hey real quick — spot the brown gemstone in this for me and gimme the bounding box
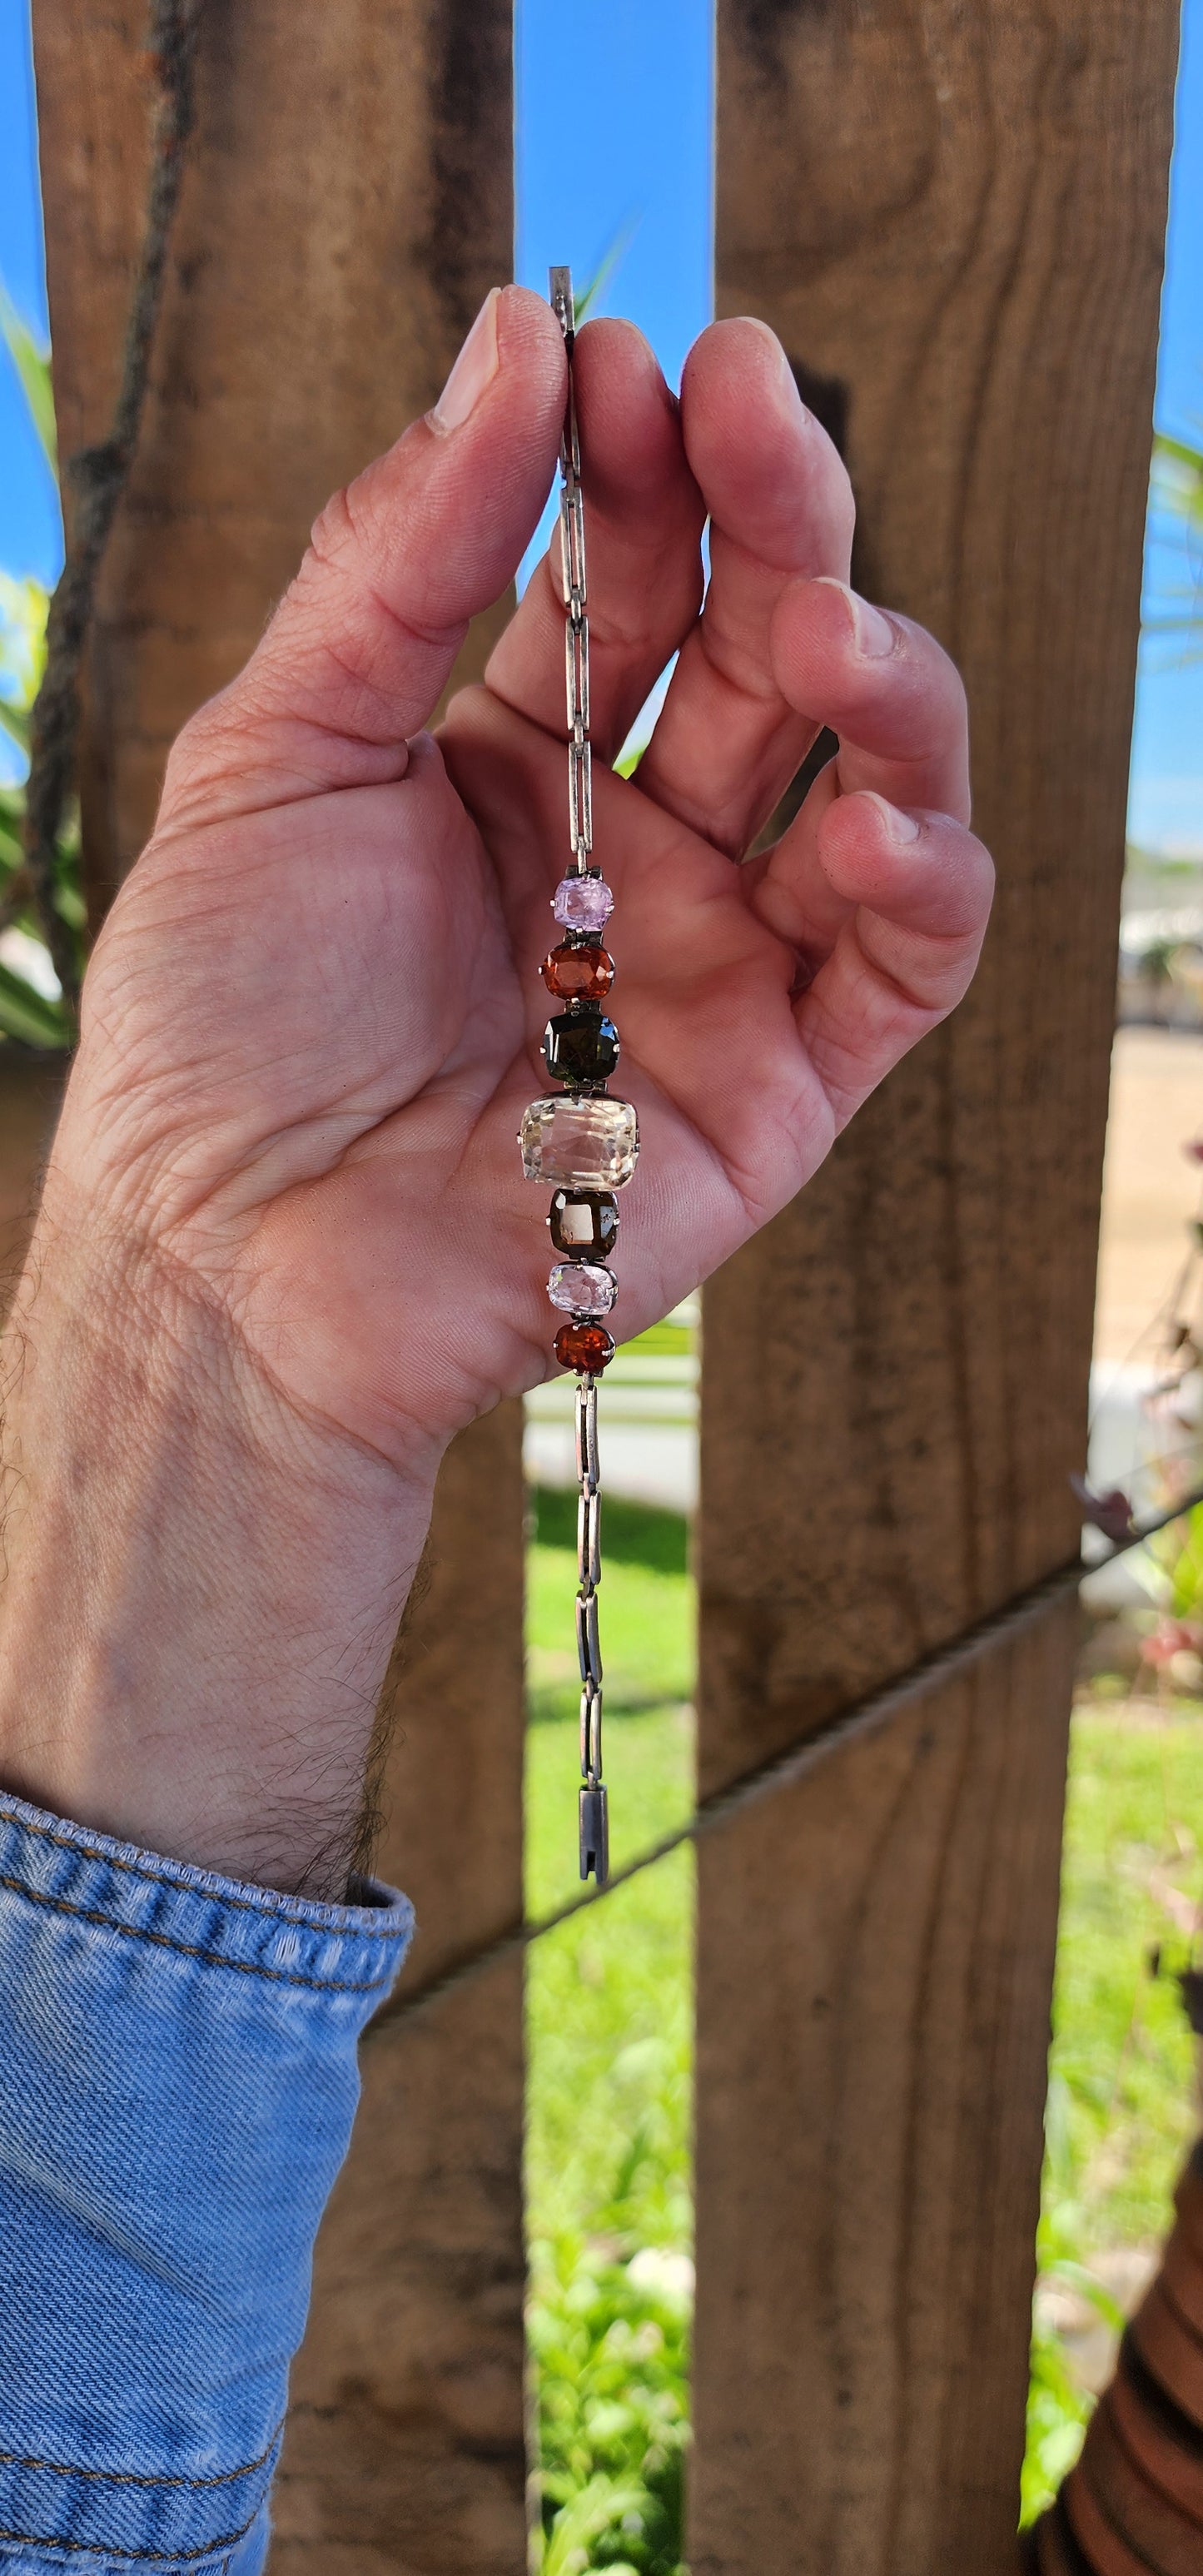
[549,1188,619,1259]
[554,1320,615,1375]
[541,942,614,1002]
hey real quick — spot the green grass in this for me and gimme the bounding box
[1048,1703,1201,2248]
[527,1485,693,1733]
[524,1483,1203,2556]
[1022,1698,1203,2522]
[525,1488,694,2572]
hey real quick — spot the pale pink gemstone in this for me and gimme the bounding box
[548,1261,618,1316]
[553,874,614,932]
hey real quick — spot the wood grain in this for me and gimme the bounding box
[694,2,1179,2567]
[32,8,527,2568]
[271,1408,528,2576]
[32,0,515,911]
[0,1059,64,1287]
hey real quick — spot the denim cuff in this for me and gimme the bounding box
[0,1792,413,2574]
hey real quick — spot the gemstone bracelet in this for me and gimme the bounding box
[518,268,639,1886]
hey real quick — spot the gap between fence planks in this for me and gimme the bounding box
[31,6,526,2570]
[693,5,1181,2571]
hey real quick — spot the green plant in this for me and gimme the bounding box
[1146,428,1203,658]
[1152,1499,1203,1624]
[1152,430,1203,533]
[526,1494,694,2569]
[0,283,81,1045]
[530,2224,690,2575]
[1022,2076,1127,2524]
[0,285,57,479]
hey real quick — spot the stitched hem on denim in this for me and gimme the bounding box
[0,2436,278,2561]
[0,2474,271,2567]
[0,2520,251,2570]
[0,1794,413,1992]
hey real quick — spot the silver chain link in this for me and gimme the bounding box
[549,266,593,878]
[550,266,609,1886]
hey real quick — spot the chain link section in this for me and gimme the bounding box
[576,1380,609,1882]
[549,266,593,876]
[552,266,609,1884]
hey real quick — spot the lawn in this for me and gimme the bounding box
[526,1484,695,2574]
[524,1481,1203,2564]
[1024,1693,1203,2519]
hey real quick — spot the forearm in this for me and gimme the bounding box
[0,1183,436,1898]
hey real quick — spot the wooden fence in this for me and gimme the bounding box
[21,2,1181,2568]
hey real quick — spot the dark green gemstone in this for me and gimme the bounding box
[543,1008,620,1087]
[549,1189,619,1259]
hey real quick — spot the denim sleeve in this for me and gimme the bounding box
[0,1791,414,2576]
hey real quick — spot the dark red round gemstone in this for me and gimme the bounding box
[541,942,615,1002]
[554,1320,615,1375]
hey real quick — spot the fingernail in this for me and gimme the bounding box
[849,593,895,658]
[812,577,896,658]
[431,289,501,435]
[867,793,920,843]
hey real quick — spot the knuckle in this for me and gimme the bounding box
[307,480,358,572]
[159,694,226,809]
[905,619,967,724]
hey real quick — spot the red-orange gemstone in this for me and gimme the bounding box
[554,1320,615,1375]
[541,942,614,1002]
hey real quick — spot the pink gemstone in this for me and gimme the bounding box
[553,875,614,932]
[548,1261,617,1316]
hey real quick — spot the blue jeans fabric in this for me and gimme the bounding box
[0,1792,413,2574]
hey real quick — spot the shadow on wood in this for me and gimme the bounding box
[694,2,1179,2568]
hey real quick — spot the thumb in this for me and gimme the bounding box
[158,285,566,828]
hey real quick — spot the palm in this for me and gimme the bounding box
[70,292,987,1479]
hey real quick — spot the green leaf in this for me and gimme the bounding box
[0,957,70,1049]
[538,2474,649,2576]
[0,283,57,475]
[0,697,29,755]
[1153,430,1203,483]
[53,878,87,932]
[574,220,639,326]
[1042,2258,1126,2336]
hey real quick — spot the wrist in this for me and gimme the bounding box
[0,1198,438,1897]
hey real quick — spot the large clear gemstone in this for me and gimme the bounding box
[519,1095,639,1188]
[548,1261,618,1316]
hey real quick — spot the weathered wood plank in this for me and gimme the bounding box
[32,0,515,908]
[32,8,526,2568]
[271,1408,528,2576]
[694,3,1179,2567]
[0,1059,64,1285]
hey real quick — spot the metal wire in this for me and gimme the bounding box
[365,1480,1203,2040]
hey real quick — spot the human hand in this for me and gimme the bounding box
[0,287,991,1891]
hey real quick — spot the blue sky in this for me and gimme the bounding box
[0,2,57,587]
[1,0,1201,852]
[1131,0,1203,856]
